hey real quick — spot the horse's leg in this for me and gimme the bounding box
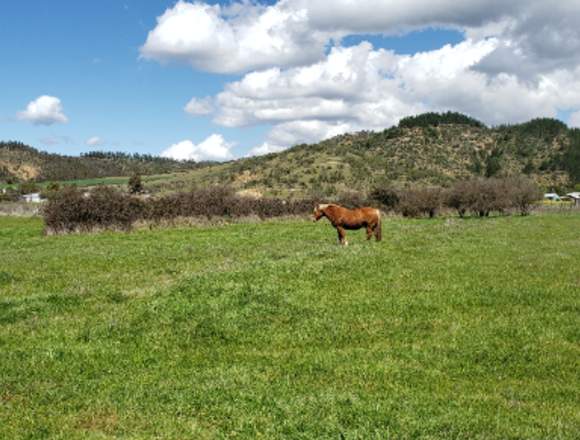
[366,225,373,240]
[337,226,347,245]
[374,213,382,242]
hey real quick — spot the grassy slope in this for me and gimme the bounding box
[1,214,579,439]
[146,125,572,197]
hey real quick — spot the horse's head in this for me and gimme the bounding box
[313,204,329,221]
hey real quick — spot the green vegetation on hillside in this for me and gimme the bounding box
[398,111,486,129]
[2,114,580,195]
[0,141,202,183]
[1,214,579,438]
[147,115,577,197]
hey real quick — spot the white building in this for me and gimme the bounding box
[566,192,580,206]
[21,193,43,203]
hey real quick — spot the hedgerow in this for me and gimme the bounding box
[43,186,319,234]
[370,176,541,218]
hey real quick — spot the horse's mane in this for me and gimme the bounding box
[317,203,339,210]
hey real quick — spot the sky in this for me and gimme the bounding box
[1,0,580,161]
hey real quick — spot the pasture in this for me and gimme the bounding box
[0,214,579,439]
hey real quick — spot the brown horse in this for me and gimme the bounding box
[313,203,382,245]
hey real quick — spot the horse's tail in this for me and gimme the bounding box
[375,209,382,241]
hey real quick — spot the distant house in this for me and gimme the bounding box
[566,192,580,206]
[544,193,561,202]
[21,192,43,203]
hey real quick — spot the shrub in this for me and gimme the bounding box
[43,186,145,233]
[0,188,19,202]
[503,176,542,215]
[397,186,443,218]
[44,185,319,233]
[128,173,144,194]
[336,190,369,209]
[18,182,40,195]
[445,182,471,218]
[41,182,61,200]
[445,176,541,217]
[369,187,400,211]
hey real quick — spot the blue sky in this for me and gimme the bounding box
[0,1,464,157]
[1,1,236,155]
[1,1,578,159]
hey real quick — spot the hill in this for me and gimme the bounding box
[3,113,579,194]
[150,114,578,196]
[0,142,203,183]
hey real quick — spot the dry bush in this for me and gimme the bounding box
[445,181,471,218]
[445,176,541,217]
[503,176,542,215]
[335,190,370,209]
[397,186,443,218]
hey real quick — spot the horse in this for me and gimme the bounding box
[313,203,382,245]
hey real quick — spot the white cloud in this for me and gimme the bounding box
[86,136,103,147]
[207,38,580,148]
[569,111,580,128]
[160,134,234,162]
[140,0,330,74]
[301,0,531,34]
[143,1,580,150]
[213,43,414,128]
[248,121,356,156]
[18,95,68,126]
[267,120,356,146]
[140,0,557,75]
[473,2,580,77]
[184,97,214,115]
[248,142,287,157]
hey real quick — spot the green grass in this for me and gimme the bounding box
[1,214,579,439]
[0,173,177,190]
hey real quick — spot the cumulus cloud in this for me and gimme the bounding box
[140,0,564,75]
[184,97,214,115]
[213,42,415,128]
[213,38,580,150]
[86,136,103,147]
[301,0,530,34]
[160,134,234,161]
[143,1,580,151]
[18,95,68,125]
[267,120,356,146]
[248,121,356,156]
[474,2,580,78]
[140,0,330,73]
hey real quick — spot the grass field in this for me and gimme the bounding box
[1,214,579,439]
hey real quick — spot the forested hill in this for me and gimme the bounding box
[2,113,579,193]
[0,143,202,182]
[175,113,579,195]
